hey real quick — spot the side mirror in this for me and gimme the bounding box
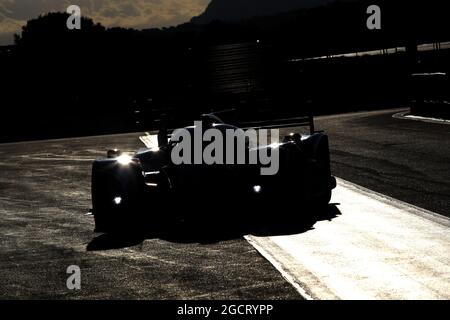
[283,133,301,144]
[107,149,122,158]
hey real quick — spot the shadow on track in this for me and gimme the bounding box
[86,204,341,251]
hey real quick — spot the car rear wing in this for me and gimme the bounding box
[155,109,316,147]
[201,108,316,135]
[238,115,315,134]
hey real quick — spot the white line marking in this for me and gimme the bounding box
[393,111,450,125]
[339,178,450,227]
[246,178,450,300]
[139,133,159,149]
[245,236,315,300]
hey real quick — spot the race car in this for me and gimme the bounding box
[91,113,336,233]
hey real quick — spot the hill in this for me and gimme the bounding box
[191,0,333,24]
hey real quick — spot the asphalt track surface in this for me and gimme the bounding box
[0,134,299,299]
[0,108,449,299]
[303,108,450,217]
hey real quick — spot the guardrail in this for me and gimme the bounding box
[290,41,450,62]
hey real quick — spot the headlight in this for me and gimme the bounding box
[117,154,133,165]
[253,185,262,193]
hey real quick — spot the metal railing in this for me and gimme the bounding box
[290,41,450,62]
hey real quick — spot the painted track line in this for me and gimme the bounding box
[139,132,159,149]
[393,111,450,125]
[246,178,450,300]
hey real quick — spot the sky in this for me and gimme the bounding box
[0,0,211,45]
